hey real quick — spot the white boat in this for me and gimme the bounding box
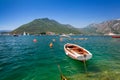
[60,34,70,38]
[23,31,29,36]
[64,43,92,61]
[23,32,26,35]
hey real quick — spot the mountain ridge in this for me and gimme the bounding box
[82,19,120,35]
[11,18,81,34]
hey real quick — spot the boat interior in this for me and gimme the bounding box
[66,44,88,55]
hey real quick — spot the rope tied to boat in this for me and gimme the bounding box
[83,54,88,74]
[83,54,87,58]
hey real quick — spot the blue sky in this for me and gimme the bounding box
[1,0,120,30]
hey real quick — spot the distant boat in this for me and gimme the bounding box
[23,32,26,35]
[106,32,120,38]
[23,31,29,36]
[13,34,19,37]
[64,43,92,61]
[112,35,120,38]
[60,34,70,38]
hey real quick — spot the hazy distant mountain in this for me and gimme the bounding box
[0,30,11,32]
[11,18,81,34]
[0,30,11,34]
[82,19,120,34]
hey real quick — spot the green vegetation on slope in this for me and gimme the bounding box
[11,18,81,34]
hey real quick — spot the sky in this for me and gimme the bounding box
[1,0,120,30]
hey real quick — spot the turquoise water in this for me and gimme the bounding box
[0,35,120,80]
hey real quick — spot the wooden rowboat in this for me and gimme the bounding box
[64,43,92,61]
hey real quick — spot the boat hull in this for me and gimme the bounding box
[64,43,92,61]
[112,36,120,38]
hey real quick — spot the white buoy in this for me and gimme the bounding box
[52,39,56,42]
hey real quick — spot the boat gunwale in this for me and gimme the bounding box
[64,43,92,61]
[64,43,92,55]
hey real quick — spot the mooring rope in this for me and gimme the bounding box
[83,55,87,73]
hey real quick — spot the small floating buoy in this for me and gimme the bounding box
[52,39,56,42]
[49,42,53,48]
[60,38,63,42]
[33,39,37,42]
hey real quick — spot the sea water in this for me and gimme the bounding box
[0,35,120,80]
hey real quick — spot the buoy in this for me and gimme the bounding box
[33,39,37,42]
[60,38,63,42]
[52,39,56,42]
[49,42,53,48]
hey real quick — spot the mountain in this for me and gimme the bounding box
[11,18,81,34]
[82,19,120,35]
